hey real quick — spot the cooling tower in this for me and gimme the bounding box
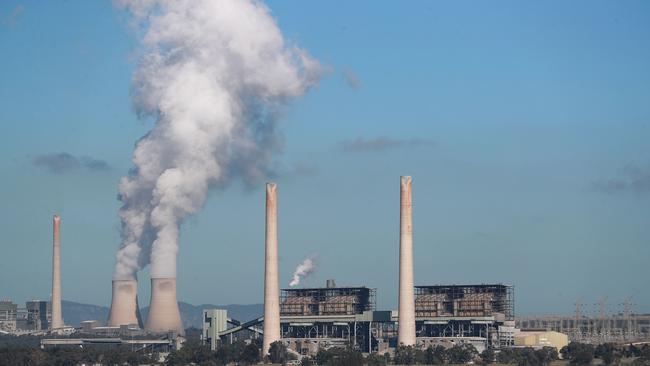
[145,278,184,336]
[398,176,416,345]
[51,215,63,329]
[262,182,281,355]
[107,280,143,328]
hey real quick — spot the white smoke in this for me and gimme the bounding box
[112,0,322,280]
[289,257,316,287]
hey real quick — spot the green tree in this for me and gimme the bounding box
[535,347,558,366]
[166,341,217,366]
[497,348,517,364]
[632,345,650,366]
[333,347,364,366]
[316,348,333,365]
[394,345,417,365]
[516,347,540,366]
[595,343,619,366]
[480,347,495,365]
[447,344,478,364]
[424,345,447,365]
[241,343,261,365]
[0,347,46,366]
[215,341,248,364]
[561,342,594,366]
[301,355,315,366]
[366,352,389,366]
[314,346,363,366]
[571,349,594,366]
[46,347,84,366]
[269,340,289,364]
[27,348,49,366]
[627,345,642,358]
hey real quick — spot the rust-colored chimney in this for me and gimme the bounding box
[51,215,64,329]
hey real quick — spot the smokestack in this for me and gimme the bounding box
[263,183,281,355]
[398,176,416,346]
[145,278,184,336]
[107,280,143,328]
[51,215,63,329]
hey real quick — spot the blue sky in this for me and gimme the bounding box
[0,0,649,316]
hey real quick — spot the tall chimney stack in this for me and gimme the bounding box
[398,176,416,346]
[262,183,281,355]
[107,280,143,328]
[51,215,64,330]
[145,278,184,336]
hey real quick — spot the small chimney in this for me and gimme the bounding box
[398,176,416,345]
[51,215,64,329]
[262,183,281,355]
[326,279,337,288]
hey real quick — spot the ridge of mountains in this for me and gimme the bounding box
[62,300,263,329]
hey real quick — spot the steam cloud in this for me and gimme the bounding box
[289,256,317,287]
[113,0,322,279]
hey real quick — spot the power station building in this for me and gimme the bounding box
[0,300,52,332]
[0,301,18,332]
[414,284,515,351]
[26,300,52,331]
[203,281,515,355]
[279,282,385,354]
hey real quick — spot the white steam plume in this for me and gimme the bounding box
[113,0,322,280]
[289,256,316,287]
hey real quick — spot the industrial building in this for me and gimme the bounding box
[0,300,52,332]
[202,309,264,350]
[26,300,51,331]
[414,284,515,351]
[202,281,387,354]
[0,301,18,332]
[415,284,514,319]
[202,281,516,355]
[514,330,569,350]
[278,282,387,354]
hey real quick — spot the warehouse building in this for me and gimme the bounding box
[514,330,569,351]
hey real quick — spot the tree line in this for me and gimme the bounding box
[559,342,650,366]
[0,345,157,366]
[2,339,650,366]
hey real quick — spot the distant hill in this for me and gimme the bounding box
[62,300,109,326]
[62,300,263,329]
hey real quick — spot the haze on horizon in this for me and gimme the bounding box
[0,0,648,317]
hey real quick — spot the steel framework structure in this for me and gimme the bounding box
[280,287,376,316]
[414,284,514,320]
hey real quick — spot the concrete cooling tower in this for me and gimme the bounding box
[107,280,143,328]
[145,278,184,336]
